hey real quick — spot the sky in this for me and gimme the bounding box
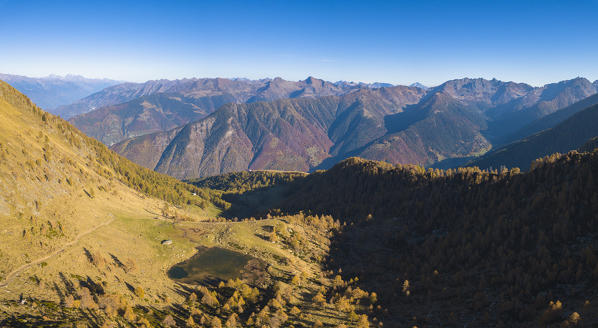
[0,0,597,86]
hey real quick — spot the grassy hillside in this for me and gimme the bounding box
[5,77,598,327]
[0,80,213,310]
[0,81,375,327]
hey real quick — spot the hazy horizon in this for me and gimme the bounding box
[2,71,597,89]
[1,0,597,86]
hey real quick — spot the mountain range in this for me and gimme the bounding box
[4,74,598,179]
[66,76,389,144]
[0,73,120,110]
[109,77,598,179]
[111,86,426,178]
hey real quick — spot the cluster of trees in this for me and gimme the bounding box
[188,170,306,193]
[161,213,375,327]
[275,154,598,326]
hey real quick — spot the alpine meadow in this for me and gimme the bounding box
[1,1,598,327]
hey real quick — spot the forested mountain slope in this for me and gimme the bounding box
[355,92,491,164]
[69,93,227,145]
[4,77,598,326]
[482,77,598,142]
[187,170,307,193]
[268,154,598,326]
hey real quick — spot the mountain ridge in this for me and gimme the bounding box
[112,86,430,178]
[67,76,392,144]
[62,76,390,120]
[111,77,598,178]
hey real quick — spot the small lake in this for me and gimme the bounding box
[168,247,254,284]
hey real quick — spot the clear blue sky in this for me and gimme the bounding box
[1,0,596,86]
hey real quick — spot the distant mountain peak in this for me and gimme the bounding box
[304,76,326,87]
[368,82,394,89]
[568,76,590,83]
[409,82,429,89]
[420,91,461,108]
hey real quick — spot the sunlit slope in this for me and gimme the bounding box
[0,80,220,296]
[0,81,374,327]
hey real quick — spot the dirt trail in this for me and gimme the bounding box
[0,217,115,288]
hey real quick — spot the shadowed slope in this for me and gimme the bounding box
[269,154,598,326]
[469,103,598,170]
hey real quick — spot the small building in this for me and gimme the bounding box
[161,239,173,245]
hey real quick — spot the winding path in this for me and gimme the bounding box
[0,217,115,288]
